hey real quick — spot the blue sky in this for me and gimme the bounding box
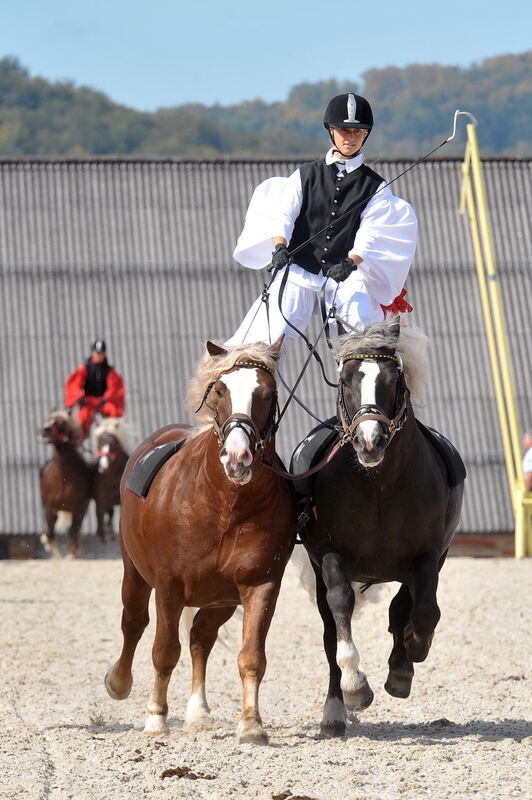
[1,0,530,111]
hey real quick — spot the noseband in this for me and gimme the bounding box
[337,353,409,446]
[200,360,279,454]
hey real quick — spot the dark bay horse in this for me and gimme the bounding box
[93,418,130,541]
[37,410,93,558]
[298,317,464,736]
[105,338,296,743]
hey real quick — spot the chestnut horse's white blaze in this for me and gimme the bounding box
[219,368,260,471]
[358,360,381,452]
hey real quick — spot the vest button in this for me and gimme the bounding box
[321,259,326,263]
[324,247,328,252]
[326,235,331,240]
[330,212,336,216]
[336,187,341,192]
[333,199,338,204]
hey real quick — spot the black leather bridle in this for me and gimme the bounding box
[336,353,410,446]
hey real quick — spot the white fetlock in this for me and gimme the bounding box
[143,713,169,735]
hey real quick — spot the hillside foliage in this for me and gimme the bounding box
[0,53,530,158]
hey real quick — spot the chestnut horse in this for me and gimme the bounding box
[93,418,130,541]
[297,318,465,736]
[37,410,93,557]
[105,338,296,743]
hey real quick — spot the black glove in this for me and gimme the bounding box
[77,396,86,408]
[326,257,357,283]
[270,243,292,270]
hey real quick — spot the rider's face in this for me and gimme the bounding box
[330,126,368,157]
[91,351,106,363]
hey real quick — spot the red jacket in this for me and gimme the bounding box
[64,362,125,416]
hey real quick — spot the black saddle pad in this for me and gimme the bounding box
[289,417,466,498]
[289,417,339,499]
[417,421,466,488]
[126,439,187,498]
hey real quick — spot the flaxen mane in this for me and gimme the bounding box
[186,342,279,436]
[93,418,132,455]
[335,316,429,411]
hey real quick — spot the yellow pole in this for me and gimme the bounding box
[466,124,523,482]
[459,124,528,556]
[459,154,515,498]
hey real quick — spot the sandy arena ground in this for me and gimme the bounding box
[0,553,530,800]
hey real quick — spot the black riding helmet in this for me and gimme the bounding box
[324,93,373,157]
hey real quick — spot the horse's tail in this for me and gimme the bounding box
[288,545,384,615]
[55,511,73,532]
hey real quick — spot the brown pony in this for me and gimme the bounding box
[105,338,296,743]
[93,418,130,541]
[37,410,93,558]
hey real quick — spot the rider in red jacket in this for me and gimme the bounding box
[64,339,125,439]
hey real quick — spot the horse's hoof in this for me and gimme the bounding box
[319,720,346,738]
[183,714,213,732]
[343,679,374,712]
[104,667,132,700]
[385,671,413,698]
[237,720,268,745]
[404,625,433,662]
[143,714,169,735]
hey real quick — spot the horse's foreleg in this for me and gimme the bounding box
[184,605,237,731]
[313,564,347,736]
[321,551,373,719]
[66,511,84,558]
[144,583,184,735]
[95,506,106,542]
[385,583,414,698]
[40,510,60,557]
[405,551,441,663]
[105,554,152,702]
[237,581,280,745]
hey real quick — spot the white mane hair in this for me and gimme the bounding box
[334,315,430,411]
[186,341,280,437]
[93,417,132,455]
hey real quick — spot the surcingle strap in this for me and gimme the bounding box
[126,439,187,498]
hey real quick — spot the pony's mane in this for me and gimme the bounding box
[335,316,429,409]
[93,417,132,455]
[186,341,279,435]
[49,410,84,446]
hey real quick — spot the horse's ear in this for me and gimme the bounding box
[268,335,285,361]
[206,341,228,358]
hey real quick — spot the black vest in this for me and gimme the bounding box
[84,359,111,397]
[288,160,383,275]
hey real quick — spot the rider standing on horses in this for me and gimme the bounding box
[226,92,418,350]
[64,339,125,439]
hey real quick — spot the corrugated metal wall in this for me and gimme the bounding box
[1,158,531,535]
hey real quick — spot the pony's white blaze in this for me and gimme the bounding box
[98,443,110,473]
[359,361,381,447]
[219,368,259,468]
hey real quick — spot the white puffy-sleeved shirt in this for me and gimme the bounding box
[233,149,418,306]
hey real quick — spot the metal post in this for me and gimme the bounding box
[459,123,529,557]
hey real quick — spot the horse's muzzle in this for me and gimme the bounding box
[352,424,387,468]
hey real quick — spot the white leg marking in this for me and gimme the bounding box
[184,686,211,728]
[143,713,169,735]
[337,639,366,693]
